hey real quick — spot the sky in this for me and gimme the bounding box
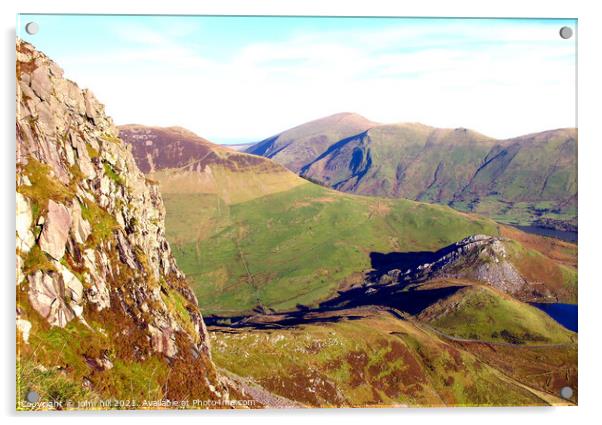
[17,15,576,143]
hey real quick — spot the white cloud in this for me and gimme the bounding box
[55,20,576,142]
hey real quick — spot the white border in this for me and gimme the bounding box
[2,1,601,424]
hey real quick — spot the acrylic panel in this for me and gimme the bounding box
[16,14,577,410]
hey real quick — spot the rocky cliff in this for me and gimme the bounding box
[369,235,561,302]
[16,40,229,408]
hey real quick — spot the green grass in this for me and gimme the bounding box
[165,183,500,316]
[418,285,576,345]
[80,199,118,248]
[103,161,125,187]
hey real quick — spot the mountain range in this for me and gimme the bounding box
[119,125,577,316]
[118,123,577,406]
[246,113,577,231]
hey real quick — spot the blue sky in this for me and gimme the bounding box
[18,15,576,143]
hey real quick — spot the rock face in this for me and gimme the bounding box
[16,40,228,404]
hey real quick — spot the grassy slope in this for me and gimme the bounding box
[149,164,305,205]
[165,182,501,315]
[417,285,576,345]
[210,308,560,407]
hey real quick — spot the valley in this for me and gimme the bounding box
[16,40,578,409]
[119,123,577,407]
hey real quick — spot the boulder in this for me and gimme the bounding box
[39,200,72,260]
[28,271,75,328]
[83,249,110,310]
[148,325,178,358]
[30,65,52,101]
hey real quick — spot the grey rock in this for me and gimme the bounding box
[28,271,75,328]
[16,318,32,344]
[30,65,52,100]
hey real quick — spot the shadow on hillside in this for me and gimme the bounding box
[319,284,462,316]
[367,241,462,281]
[206,247,469,329]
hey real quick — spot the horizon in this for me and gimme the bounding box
[18,15,576,144]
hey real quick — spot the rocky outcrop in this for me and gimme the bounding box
[16,40,228,405]
[372,235,530,297]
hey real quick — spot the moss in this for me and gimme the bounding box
[80,200,118,247]
[18,158,74,206]
[100,134,121,144]
[86,144,100,159]
[22,245,56,276]
[102,161,125,187]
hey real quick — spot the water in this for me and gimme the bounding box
[513,225,577,243]
[531,303,578,332]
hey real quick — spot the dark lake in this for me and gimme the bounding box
[513,225,577,243]
[531,303,578,332]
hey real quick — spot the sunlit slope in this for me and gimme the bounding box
[119,124,306,204]
[210,308,568,407]
[164,182,501,315]
[418,285,576,345]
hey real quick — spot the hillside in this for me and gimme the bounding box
[246,112,378,173]
[119,125,305,204]
[120,127,576,316]
[210,306,574,406]
[16,41,231,409]
[246,116,577,231]
[417,285,576,345]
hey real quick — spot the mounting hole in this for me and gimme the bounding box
[559,26,573,39]
[25,22,39,35]
[25,390,40,403]
[560,386,574,399]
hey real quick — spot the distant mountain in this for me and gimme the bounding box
[246,112,378,173]
[246,115,577,231]
[223,142,255,151]
[118,125,305,204]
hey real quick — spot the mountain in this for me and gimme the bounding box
[120,126,576,316]
[246,112,378,173]
[15,41,231,408]
[223,142,255,151]
[119,125,305,204]
[246,116,577,231]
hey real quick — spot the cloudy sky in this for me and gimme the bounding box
[18,15,576,143]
